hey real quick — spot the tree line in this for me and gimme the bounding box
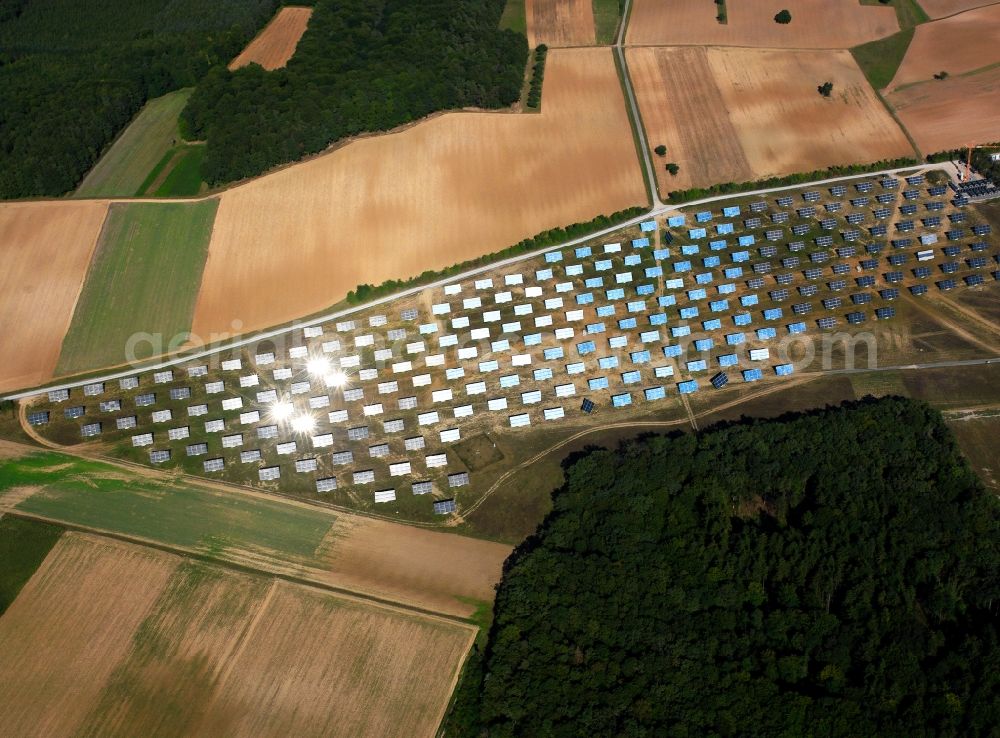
[447,397,1000,736]
[181,0,527,185]
[0,0,281,198]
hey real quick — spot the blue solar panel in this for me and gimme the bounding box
[663,344,682,358]
[589,376,609,390]
[649,312,667,325]
[740,294,759,307]
[645,266,663,278]
[679,306,698,319]
[787,322,806,334]
[724,266,743,279]
[607,287,625,300]
[694,338,714,351]
[742,368,763,382]
[703,318,722,330]
[763,307,783,320]
[689,228,707,239]
[636,284,655,296]
[733,312,752,326]
[686,359,707,372]
[622,370,642,384]
[695,211,712,223]
[625,253,642,265]
[640,219,657,232]
[671,325,691,337]
[709,299,729,312]
[658,295,676,307]
[710,239,727,251]
[695,272,714,285]
[585,276,604,289]
[677,380,698,394]
[718,283,736,295]
[645,385,667,401]
[726,332,746,345]
[577,340,596,355]
[723,205,741,217]
[738,234,756,247]
[674,260,691,273]
[688,288,707,300]
[756,327,777,340]
[717,223,735,235]
[576,246,592,258]
[718,353,738,367]
[667,215,685,227]
[632,237,650,248]
[703,255,721,268]
[545,250,563,263]
[544,347,564,360]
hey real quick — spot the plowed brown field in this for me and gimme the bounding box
[626,0,898,48]
[628,47,913,194]
[0,533,176,737]
[526,0,596,47]
[0,201,108,392]
[191,47,644,339]
[888,66,1000,153]
[919,0,999,19]
[229,6,312,71]
[200,582,475,738]
[887,5,1000,90]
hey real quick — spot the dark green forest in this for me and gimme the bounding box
[0,0,281,198]
[181,0,527,184]
[448,398,1000,737]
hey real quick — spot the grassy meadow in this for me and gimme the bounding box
[55,199,218,375]
[74,89,193,198]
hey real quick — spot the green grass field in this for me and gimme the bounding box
[592,0,621,44]
[851,27,916,89]
[499,0,526,35]
[74,89,193,198]
[0,516,63,615]
[55,199,219,375]
[860,0,929,30]
[1,452,334,561]
[136,143,207,197]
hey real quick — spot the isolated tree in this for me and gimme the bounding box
[934,70,949,80]
[775,9,792,23]
[654,145,667,156]
[666,162,680,176]
[818,81,834,97]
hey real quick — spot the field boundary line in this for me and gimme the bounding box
[1,507,479,627]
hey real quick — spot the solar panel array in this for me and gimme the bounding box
[31,172,998,512]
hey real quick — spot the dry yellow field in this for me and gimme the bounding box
[887,5,1000,90]
[0,534,176,737]
[625,0,898,48]
[628,47,914,194]
[191,47,645,339]
[888,66,1000,154]
[0,200,108,392]
[229,6,313,71]
[200,581,475,738]
[526,0,596,47]
[0,532,478,738]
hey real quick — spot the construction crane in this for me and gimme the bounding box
[963,143,990,182]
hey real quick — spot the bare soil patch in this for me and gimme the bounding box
[628,47,912,193]
[313,516,510,617]
[919,0,1000,19]
[191,47,644,340]
[0,533,175,737]
[626,0,898,48]
[229,6,313,71]
[888,5,1000,90]
[197,581,475,738]
[0,200,108,392]
[888,66,1000,153]
[526,0,596,47]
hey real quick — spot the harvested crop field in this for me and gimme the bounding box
[0,200,108,393]
[4,451,509,619]
[229,6,312,71]
[627,46,913,193]
[919,0,999,19]
[0,533,176,737]
[202,581,475,738]
[192,47,644,339]
[526,0,595,47]
[887,5,1000,90]
[0,532,476,738]
[888,66,1000,154]
[316,516,508,616]
[625,0,898,48]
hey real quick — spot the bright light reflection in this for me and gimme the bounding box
[271,401,294,421]
[306,357,331,376]
[325,370,348,388]
[290,414,316,434]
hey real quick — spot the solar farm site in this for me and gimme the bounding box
[23,168,999,522]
